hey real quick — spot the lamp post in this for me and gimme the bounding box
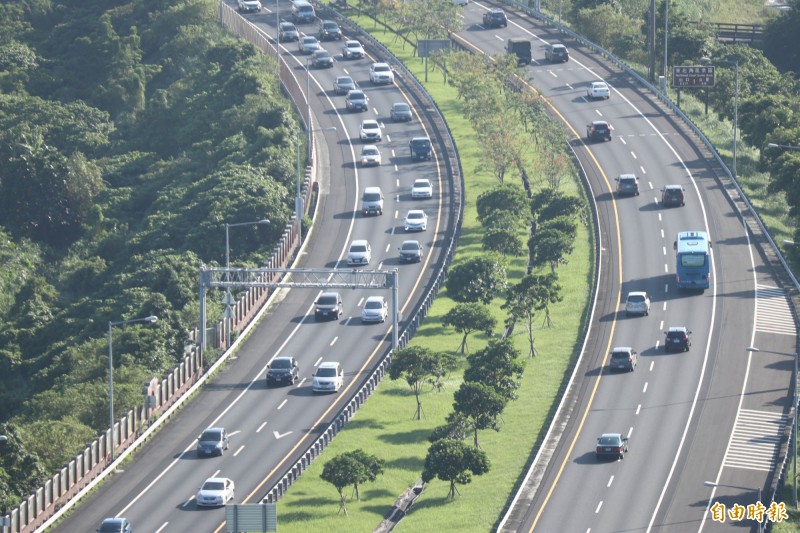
[224,219,270,348]
[767,142,800,152]
[108,315,158,462]
[663,0,669,83]
[295,127,336,239]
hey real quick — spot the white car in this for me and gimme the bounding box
[411,178,433,199]
[361,296,388,323]
[359,145,381,166]
[313,362,344,392]
[404,210,428,232]
[298,36,321,55]
[359,119,382,143]
[196,477,235,507]
[587,81,610,100]
[369,62,394,85]
[625,291,651,316]
[237,0,262,12]
[347,239,372,265]
[342,39,365,59]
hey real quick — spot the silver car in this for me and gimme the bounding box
[390,102,412,122]
[361,296,388,323]
[298,36,321,54]
[624,291,650,316]
[334,75,356,95]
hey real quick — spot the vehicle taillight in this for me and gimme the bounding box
[615,447,621,453]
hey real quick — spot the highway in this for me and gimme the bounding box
[446,3,796,532]
[51,2,457,532]
[48,2,797,533]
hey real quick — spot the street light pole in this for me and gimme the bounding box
[663,0,669,82]
[108,315,158,463]
[223,219,270,348]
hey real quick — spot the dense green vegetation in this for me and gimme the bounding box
[0,0,300,512]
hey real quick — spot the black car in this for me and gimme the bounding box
[615,174,640,196]
[266,356,299,386]
[196,427,229,457]
[311,49,334,68]
[315,291,343,320]
[586,120,612,142]
[482,9,507,28]
[545,43,569,63]
[664,327,692,351]
[318,20,342,41]
[409,137,432,161]
[398,240,423,263]
[661,185,686,206]
[596,433,629,460]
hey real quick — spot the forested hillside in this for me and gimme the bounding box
[0,0,297,511]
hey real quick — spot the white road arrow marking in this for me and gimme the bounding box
[273,430,293,440]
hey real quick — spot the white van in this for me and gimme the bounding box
[291,0,316,24]
[361,187,384,215]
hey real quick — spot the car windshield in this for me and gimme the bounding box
[349,91,365,99]
[365,300,383,309]
[202,481,225,491]
[411,139,430,147]
[402,242,419,251]
[611,351,629,359]
[303,37,316,44]
[318,295,338,305]
[315,51,330,58]
[317,367,337,377]
[363,192,381,201]
[362,148,378,156]
[281,23,294,30]
[394,104,409,112]
[374,65,390,72]
[363,121,378,129]
[99,522,124,533]
[351,245,367,252]
[200,429,221,441]
[272,359,292,369]
[598,436,620,446]
[408,212,424,220]
[413,180,430,188]
[346,40,361,48]
[324,22,338,29]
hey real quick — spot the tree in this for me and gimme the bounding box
[342,449,385,501]
[476,184,529,225]
[320,454,363,515]
[530,190,585,230]
[502,273,563,357]
[0,424,48,514]
[421,439,489,498]
[452,381,507,448]
[441,302,496,353]
[463,338,524,400]
[389,346,457,419]
[529,218,577,273]
[762,0,800,75]
[445,255,507,304]
[429,412,469,442]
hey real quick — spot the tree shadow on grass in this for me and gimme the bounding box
[346,417,386,431]
[384,455,423,472]
[377,428,431,445]
[276,510,318,522]
[400,493,452,512]
[284,496,333,508]
[359,488,397,500]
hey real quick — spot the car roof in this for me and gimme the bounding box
[202,426,225,433]
[348,89,365,95]
[319,291,340,298]
[599,433,623,439]
[272,356,295,362]
[204,476,230,483]
[413,178,431,185]
[319,361,341,369]
[402,239,421,246]
[407,209,425,215]
[365,295,385,302]
[361,144,378,150]
[611,346,633,352]
[664,184,684,190]
[618,173,638,180]
[592,81,608,86]
[551,43,566,48]
[667,326,688,332]
[393,102,409,107]
[591,120,609,126]
[362,119,379,126]
[411,136,430,141]
[280,21,296,27]
[626,291,648,298]
[351,239,369,245]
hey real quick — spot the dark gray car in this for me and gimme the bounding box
[315,292,343,320]
[390,102,412,122]
[398,240,423,263]
[609,347,637,372]
[266,356,299,386]
[334,75,356,95]
[196,427,229,457]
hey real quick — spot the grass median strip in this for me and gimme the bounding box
[273,16,594,532]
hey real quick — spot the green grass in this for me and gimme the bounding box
[272,14,594,533]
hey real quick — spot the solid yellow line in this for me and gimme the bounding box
[522,87,623,531]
